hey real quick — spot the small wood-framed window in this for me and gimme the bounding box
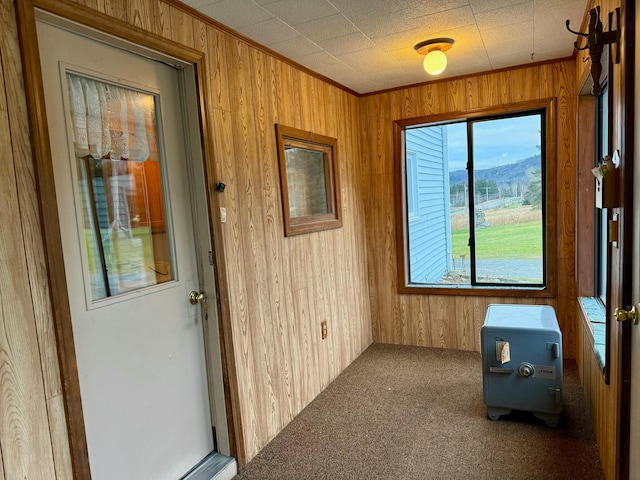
[276,124,342,236]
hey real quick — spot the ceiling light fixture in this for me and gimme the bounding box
[414,38,455,76]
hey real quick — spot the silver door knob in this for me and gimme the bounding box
[189,291,206,305]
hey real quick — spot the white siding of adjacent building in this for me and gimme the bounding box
[405,126,451,283]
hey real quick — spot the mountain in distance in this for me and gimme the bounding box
[449,154,541,186]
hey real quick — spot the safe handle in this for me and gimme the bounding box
[547,342,561,359]
[489,366,514,374]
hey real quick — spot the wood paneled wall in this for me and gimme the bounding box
[217,34,372,461]
[3,0,373,472]
[2,0,601,477]
[573,1,627,479]
[0,0,73,478]
[577,306,621,479]
[362,61,578,358]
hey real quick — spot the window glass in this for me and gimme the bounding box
[66,73,174,301]
[284,147,329,217]
[406,151,419,221]
[595,83,609,305]
[471,115,543,285]
[403,111,545,288]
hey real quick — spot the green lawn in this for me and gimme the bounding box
[451,221,542,259]
[84,227,155,274]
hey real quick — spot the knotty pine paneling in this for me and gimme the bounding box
[364,59,578,357]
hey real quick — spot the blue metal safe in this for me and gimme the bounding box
[481,304,563,427]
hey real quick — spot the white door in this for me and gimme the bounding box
[629,1,640,477]
[37,21,216,480]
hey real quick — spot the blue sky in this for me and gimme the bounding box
[445,114,541,172]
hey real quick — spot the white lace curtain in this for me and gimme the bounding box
[66,73,153,162]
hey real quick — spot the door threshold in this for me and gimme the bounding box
[181,452,237,480]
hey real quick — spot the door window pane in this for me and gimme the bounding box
[67,73,174,301]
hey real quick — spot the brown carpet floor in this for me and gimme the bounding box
[233,343,604,480]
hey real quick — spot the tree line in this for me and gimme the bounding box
[450,169,542,209]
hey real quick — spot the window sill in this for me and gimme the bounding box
[578,297,606,373]
[400,283,553,298]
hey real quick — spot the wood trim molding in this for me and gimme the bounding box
[33,0,202,64]
[193,51,247,468]
[616,1,634,478]
[275,124,343,237]
[361,56,576,98]
[15,0,246,474]
[575,95,596,297]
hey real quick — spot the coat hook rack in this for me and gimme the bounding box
[566,6,620,95]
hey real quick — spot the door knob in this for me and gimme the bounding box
[614,305,638,325]
[188,291,206,305]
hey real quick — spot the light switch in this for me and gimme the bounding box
[220,207,227,223]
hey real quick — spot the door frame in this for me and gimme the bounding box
[14,1,245,478]
[617,2,635,479]
[609,0,636,480]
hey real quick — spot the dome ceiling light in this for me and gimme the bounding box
[414,38,455,76]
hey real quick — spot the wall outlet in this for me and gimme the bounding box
[321,320,328,340]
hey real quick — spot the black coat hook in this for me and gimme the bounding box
[565,18,588,51]
[566,6,620,95]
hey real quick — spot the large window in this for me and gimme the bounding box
[395,101,556,295]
